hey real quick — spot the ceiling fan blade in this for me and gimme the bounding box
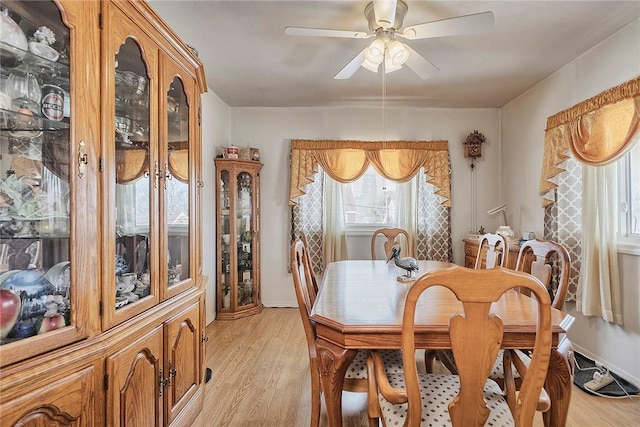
[400,11,494,40]
[285,26,370,39]
[403,44,439,79]
[373,0,397,28]
[334,49,367,80]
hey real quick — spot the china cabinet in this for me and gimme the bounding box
[215,158,262,319]
[0,1,207,426]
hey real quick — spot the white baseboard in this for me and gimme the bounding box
[572,343,640,389]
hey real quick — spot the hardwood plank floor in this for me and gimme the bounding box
[194,308,640,427]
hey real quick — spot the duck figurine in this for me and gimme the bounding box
[386,244,419,278]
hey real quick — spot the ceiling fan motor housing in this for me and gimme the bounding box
[365,0,408,31]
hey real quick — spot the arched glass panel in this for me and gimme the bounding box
[114,37,151,309]
[166,77,189,287]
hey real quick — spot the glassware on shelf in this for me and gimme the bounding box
[0,9,28,54]
[7,72,40,115]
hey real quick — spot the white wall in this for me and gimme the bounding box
[225,107,501,307]
[501,18,640,385]
[200,90,230,324]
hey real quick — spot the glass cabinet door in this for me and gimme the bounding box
[113,37,152,311]
[161,57,196,300]
[0,0,98,365]
[103,4,159,329]
[218,169,231,309]
[236,171,254,307]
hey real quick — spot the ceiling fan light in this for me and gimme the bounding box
[365,39,385,64]
[362,56,380,72]
[388,40,409,66]
[384,51,402,73]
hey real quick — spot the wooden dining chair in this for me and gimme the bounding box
[514,239,571,310]
[431,239,574,392]
[369,266,552,427]
[475,233,509,269]
[290,239,403,427]
[370,227,412,260]
[300,233,319,302]
[426,232,510,373]
[487,239,573,389]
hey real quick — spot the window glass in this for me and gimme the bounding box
[343,167,397,225]
[627,143,639,235]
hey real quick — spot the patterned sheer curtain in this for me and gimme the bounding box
[543,156,582,302]
[291,169,324,276]
[416,167,453,262]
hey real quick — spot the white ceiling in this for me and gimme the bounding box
[149,0,640,108]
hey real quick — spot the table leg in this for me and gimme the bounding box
[316,338,357,427]
[543,338,574,427]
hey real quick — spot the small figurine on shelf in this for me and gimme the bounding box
[29,26,59,62]
[222,283,230,308]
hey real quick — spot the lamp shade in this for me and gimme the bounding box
[361,56,381,72]
[384,50,402,73]
[365,39,385,64]
[387,40,409,66]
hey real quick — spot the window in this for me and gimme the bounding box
[619,141,640,240]
[343,167,398,226]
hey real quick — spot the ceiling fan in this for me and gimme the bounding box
[285,0,494,80]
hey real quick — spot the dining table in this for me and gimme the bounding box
[310,259,575,427]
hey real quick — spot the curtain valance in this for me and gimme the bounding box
[539,76,640,207]
[289,139,451,207]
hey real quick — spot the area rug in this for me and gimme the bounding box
[574,352,639,397]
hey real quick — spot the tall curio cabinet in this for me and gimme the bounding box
[0,1,207,426]
[215,158,262,319]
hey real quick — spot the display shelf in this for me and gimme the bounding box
[0,108,70,132]
[215,158,262,319]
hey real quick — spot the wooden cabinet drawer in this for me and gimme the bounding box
[0,365,97,426]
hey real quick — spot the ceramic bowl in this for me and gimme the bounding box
[28,41,59,62]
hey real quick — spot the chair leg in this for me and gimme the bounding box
[425,349,437,373]
[436,350,459,375]
[543,337,574,427]
[366,352,381,427]
[310,366,321,427]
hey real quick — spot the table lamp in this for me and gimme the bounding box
[487,204,515,242]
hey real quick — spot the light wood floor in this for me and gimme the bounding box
[193,308,640,427]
